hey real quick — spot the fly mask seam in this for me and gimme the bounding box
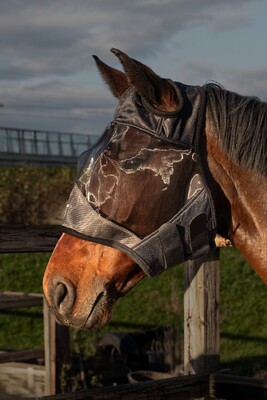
[119,148,193,187]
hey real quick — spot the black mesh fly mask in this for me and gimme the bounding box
[62,81,217,277]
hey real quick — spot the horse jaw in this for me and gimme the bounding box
[43,233,145,329]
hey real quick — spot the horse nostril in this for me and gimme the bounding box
[53,278,76,315]
[55,283,68,308]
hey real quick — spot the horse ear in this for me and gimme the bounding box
[110,48,180,112]
[92,55,129,98]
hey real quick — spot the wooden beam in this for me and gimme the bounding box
[0,225,61,253]
[35,373,210,399]
[0,291,43,310]
[0,348,44,363]
[31,373,267,400]
[43,301,71,395]
[43,301,56,395]
[210,373,267,400]
[184,249,220,374]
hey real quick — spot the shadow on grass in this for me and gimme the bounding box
[222,331,267,344]
[0,309,43,319]
[221,354,267,377]
[221,332,267,377]
[108,320,159,330]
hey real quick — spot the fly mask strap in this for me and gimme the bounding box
[131,188,214,276]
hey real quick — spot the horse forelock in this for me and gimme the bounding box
[204,83,267,177]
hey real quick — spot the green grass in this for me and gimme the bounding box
[0,248,266,376]
[0,253,49,350]
[220,248,267,376]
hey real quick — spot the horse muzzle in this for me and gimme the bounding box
[42,233,143,329]
[44,274,115,329]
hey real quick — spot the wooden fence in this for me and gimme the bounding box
[0,225,266,399]
[0,225,71,396]
[34,373,267,400]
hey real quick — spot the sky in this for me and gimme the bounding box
[0,0,267,135]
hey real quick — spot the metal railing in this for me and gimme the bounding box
[0,127,98,165]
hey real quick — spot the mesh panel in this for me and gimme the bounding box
[63,184,141,248]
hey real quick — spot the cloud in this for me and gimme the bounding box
[0,0,255,81]
[223,67,267,100]
[0,0,265,134]
[211,10,251,32]
[178,61,267,100]
[0,80,117,133]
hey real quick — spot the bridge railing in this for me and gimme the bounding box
[0,127,98,165]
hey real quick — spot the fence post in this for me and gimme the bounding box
[43,300,72,395]
[184,249,220,374]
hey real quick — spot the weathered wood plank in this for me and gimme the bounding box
[43,301,71,396]
[210,373,267,400]
[0,291,43,310]
[43,301,56,396]
[0,361,45,398]
[34,373,210,400]
[32,373,267,400]
[0,225,61,253]
[184,249,220,374]
[0,348,44,363]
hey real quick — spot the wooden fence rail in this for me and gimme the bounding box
[0,225,61,253]
[0,291,43,310]
[0,348,44,364]
[32,373,267,400]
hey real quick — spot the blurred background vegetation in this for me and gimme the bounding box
[0,166,76,224]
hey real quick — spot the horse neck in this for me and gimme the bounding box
[205,109,267,283]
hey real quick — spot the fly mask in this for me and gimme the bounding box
[62,81,217,277]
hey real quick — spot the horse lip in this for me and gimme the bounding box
[88,291,105,320]
[82,291,105,328]
[83,287,120,329]
[57,291,106,329]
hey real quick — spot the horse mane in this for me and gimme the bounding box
[203,82,267,176]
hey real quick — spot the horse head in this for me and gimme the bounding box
[43,49,267,329]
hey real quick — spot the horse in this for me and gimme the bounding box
[43,48,267,330]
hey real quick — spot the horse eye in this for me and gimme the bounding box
[105,142,119,155]
[120,157,145,170]
[106,143,115,152]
